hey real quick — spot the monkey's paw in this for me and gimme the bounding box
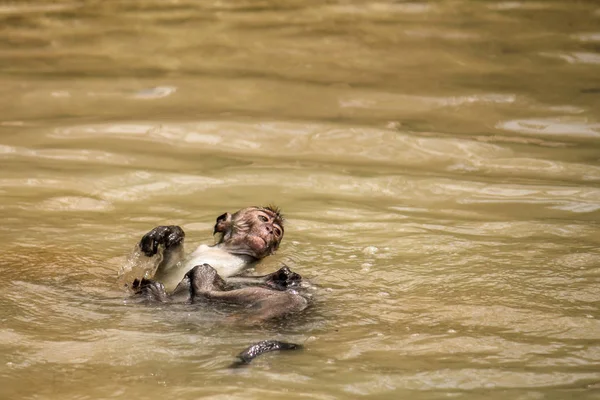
[139,225,185,257]
[131,278,169,302]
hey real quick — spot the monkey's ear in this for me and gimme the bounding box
[213,212,232,235]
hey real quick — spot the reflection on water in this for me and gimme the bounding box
[1,1,599,399]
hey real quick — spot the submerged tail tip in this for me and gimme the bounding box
[230,340,303,368]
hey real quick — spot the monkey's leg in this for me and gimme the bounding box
[223,291,308,325]
[187,265,307,324]
[185,264,227,296]
[187,264,271,302]
[139,225,186,280]
[242,291,308,324]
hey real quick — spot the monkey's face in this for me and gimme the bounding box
[214,206,284,260]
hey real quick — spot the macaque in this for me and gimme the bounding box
[137,206,286,291]
[129,206,310,325]
[125,206,309,364]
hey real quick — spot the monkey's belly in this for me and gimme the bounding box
[156,244,249,291]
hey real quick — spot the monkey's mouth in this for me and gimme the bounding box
[256,236,268,248]
[224,234,272,259]
[245,234,269,251]
[244,233,265,245]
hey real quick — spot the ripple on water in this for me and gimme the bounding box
[540,52,600,65]
[0,3,75,14]
[19,120,600,212]
[49,120,600,185]
[324,2,434,15]
[573,32,600,42]
[497,118,600,138]
[338,92,515,112]
[51,121,513,167]
[37,196,114,212]
[488,1,552,10]
[342,369,600,393]
[0,144,132,165]
[132,86,177,100]
[88,172,225,202]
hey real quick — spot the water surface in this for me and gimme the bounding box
[1,1,600,399]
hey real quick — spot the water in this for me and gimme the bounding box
[1,0,599,398]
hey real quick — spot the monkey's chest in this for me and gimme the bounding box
[184,245,248,278]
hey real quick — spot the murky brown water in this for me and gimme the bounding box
[1,0,600,398]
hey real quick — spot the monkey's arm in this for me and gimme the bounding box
[138,225,186,281]
[225,266,302,290]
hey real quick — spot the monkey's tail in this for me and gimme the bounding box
[230,340,303,367]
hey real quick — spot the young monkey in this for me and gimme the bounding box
[131,206,309,325]
[139,205,285,290]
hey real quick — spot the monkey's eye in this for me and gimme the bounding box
[273,226,282,237]
[258,215,268,222]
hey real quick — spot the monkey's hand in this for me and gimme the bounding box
[139,225,185,257]
[265,266,302,290]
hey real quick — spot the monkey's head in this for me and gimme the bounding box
[213,205,284,260]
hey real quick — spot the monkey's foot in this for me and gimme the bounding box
[139,225,185,257]
[132,278,169,302]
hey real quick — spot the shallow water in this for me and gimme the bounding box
[1,0,600,399]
